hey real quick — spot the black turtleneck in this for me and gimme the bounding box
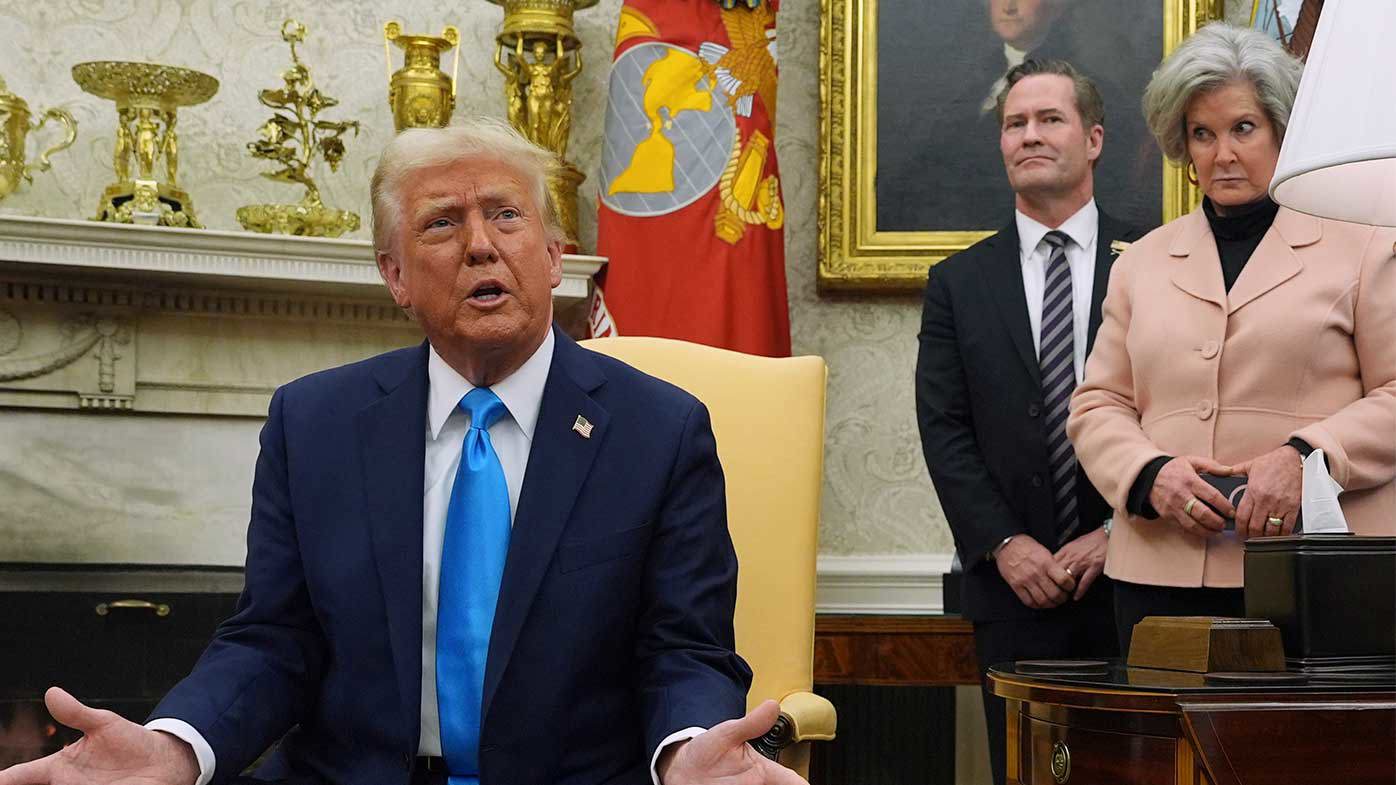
[1123,195,1315,520]
[1202,196,1280,292]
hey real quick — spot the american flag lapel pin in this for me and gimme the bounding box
[572,415,594,439]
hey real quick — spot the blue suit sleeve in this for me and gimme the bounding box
[634,400,752,754]
[149,386,327,784]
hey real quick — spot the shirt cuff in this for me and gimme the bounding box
[651,726,707,785]
[1126,456,1173,518]
[145,718,215,785]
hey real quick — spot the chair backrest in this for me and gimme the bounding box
[580,336,827,710]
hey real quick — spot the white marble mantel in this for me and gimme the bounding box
[0,214,605,301]
[0,215,605,565]
[0,214,605,416]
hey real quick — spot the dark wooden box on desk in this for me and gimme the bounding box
[1244,534,1396,666]
[990,662,1395,785]
[0,563,242,768]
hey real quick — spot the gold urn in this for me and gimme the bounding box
[0,75,77,201]
[383,22,460,131]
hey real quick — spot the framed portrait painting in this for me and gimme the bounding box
[819,0,1225,291]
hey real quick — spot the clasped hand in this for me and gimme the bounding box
[996,527,1107,610]
[1147,447,1302,538]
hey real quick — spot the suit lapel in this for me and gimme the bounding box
[1226,207,1316,314]
[356,342,430,748]
[982,221,1042,386]
[1168,209,1228,309]
[482,330,608,722]
[1088,212,1131,353]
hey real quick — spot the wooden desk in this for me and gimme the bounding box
[990,663,1396,785]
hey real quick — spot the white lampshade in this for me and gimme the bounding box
[1270,0,1396,226]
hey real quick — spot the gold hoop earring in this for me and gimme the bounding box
[1186,162,1199,186]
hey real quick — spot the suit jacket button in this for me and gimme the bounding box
[1028,403,1042,417]
[1031,474,1044,487]
[1196,400,1214,420]
[1200,340,1220,359]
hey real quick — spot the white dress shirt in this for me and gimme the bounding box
[1016,199,1099,384]
[150,329,698,785]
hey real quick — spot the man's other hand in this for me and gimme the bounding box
[657,700,807,785]
[0,687,199,785]
[995,534,1075,609]
[1052,526,1107,601]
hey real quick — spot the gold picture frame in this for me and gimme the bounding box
[818,0,1225,292]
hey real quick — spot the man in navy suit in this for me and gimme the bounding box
[1,119,803,785]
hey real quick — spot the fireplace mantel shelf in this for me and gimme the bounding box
[0,213,605,302]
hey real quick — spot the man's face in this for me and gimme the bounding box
[376,156,562,378]
[999,74,1102,199]
[988,0,1061,49]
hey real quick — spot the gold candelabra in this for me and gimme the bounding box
[237,20,361,237]
[486,0,598,245]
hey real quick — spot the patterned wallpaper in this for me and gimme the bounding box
[0,0,1252,559]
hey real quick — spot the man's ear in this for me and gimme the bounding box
[377,250,411,308]
[1086,124,1105,163]
[545,238,564,289]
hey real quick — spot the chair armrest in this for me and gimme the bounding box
[779,691,836,742]
[750,692,838,759]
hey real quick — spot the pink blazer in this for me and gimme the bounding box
[1068,207,1396,588]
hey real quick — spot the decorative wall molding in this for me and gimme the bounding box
[0,215,605,304]
[2,279,413,325]
[816,553,954,615]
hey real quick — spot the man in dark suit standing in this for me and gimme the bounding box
[915,60,1138,785]
[1,119,804,785]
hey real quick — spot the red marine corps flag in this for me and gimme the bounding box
[592,0,790,356]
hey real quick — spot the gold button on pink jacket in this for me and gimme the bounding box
[1068,206,1396,588]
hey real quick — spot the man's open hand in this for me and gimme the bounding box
[657,700,808,785]
[0,687,198,785]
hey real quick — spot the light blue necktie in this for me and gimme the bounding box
[436,387,511,785]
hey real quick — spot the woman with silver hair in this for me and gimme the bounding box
[1067,23,1396,652]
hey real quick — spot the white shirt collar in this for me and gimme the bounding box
[427,328,555,442]
[1003,43,1030,68]
[1016,198,1099,260]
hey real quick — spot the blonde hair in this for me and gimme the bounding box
[1142,23,1303,164]
[369,117,566,250]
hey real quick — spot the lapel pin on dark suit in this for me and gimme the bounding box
[572,415,594,439]
[1110,240,1132,257]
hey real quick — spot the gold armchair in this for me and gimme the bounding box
[581,337,836,776]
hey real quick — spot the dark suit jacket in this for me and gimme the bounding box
[152,328,752,785]
[915,211,1142,621]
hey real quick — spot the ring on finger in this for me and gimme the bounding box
[1064,566,1075,578]
[1184,497,1199,518]
[1265,516,1283,530]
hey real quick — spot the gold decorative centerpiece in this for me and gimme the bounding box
[72,61,218,227]
[486,0,598,245]
[237,20,361,238]
[0,75,77,202]
[383,22,460,131]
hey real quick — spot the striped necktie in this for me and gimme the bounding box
[1039,230,1080,543]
